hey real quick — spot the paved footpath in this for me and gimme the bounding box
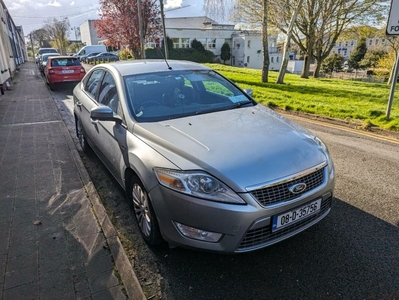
[0,62,145,299]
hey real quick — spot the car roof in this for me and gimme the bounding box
[49,56,80,60]
[102,60,210,76]
[41,53,60,57]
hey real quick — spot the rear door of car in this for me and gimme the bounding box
[75,68,105,151]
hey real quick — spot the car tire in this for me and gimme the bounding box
[76,117,91,153]
[129,175,163,246]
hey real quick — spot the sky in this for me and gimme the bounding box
[4,0,207,37]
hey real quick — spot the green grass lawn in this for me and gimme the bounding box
[206,63,399,131]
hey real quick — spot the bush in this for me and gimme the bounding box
[119,49,133,60]
[191,39,206,52]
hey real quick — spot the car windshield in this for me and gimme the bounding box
[124,70,254,122]
[51,58,81,67]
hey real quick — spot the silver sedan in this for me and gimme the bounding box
[73,60,335,253]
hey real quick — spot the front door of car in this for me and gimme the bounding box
[91,71,128,186]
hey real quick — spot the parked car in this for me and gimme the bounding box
[45,56,86,90]
[39,53,60,74]
[35,48,58,64]
[73,60,335,253]
[75,45,107,60]
[87,52,119,63]
[80,52,101,63]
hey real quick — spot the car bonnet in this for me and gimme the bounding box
[133,105,328,192]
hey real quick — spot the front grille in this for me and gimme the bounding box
[237,197,332,252]
[250,167,325,206]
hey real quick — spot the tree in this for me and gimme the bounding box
[43,17,70,55]
[269,0,388,78]
[94,0,161,58]
[203,0,234,22]
[321,54,344,74]
[191,39,205,52]
[360,50,387,69]
[30,29,51,49]
[205,0,270,82]
[162,36,173,50]
[276,0,304,84]
[348,37,367,71]
[220,42,231,64]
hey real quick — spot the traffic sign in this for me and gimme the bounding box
[387,0,399,35]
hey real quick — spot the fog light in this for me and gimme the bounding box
[174,222,222,243]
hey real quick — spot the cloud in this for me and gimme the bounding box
[70,1,75,5]
[165,0,183,9]
[47,0,61,7]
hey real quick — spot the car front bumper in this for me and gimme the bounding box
[148,168,335,253]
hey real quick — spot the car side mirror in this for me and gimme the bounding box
[90,106,122,123]
[244,88,253,96]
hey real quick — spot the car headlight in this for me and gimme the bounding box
[314,137,334,174]
[154,168,245,204]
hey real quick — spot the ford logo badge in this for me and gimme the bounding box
[289,183,307,194]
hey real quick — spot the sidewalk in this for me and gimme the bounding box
[0,62,145,299]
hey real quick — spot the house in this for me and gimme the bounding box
[0,0,28,92]
[80,20,102,46]
[231,30,282,70]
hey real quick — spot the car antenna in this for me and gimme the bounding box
[157,47,172,70]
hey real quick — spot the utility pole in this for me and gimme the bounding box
[159,0,168,59]
[137,0,145,59]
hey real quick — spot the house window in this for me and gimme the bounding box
[181,38,190,48]
[276,56,279,63]
[247,56,250,63]
[375,39,379,45]
[350,40,354,46]
[339,42,342,47]
[338,49,341,54]
[369,39,372,45]
[248,40,251,48]
[345,41,348,46]
[171,38,179,48]
[271,57,274,63]
[207,38,216,49]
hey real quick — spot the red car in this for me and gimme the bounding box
[45,56,86,90]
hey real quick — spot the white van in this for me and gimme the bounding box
[75,45,107,60]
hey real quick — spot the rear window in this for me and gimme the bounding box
[51,58,81,67]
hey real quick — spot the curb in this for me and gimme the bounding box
[49,77,146,299]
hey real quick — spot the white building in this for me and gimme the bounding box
[79,16,282,70]
[0,0,27,90]
[231,30,282,70]
[80,20,102,46]
[331,37,390,60]
[163,16,235,63]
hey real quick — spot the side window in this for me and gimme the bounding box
[98,72,120,115]
[84,69,104,98]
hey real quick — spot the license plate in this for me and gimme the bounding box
[272,199,321,232]
[62,70,74,74]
